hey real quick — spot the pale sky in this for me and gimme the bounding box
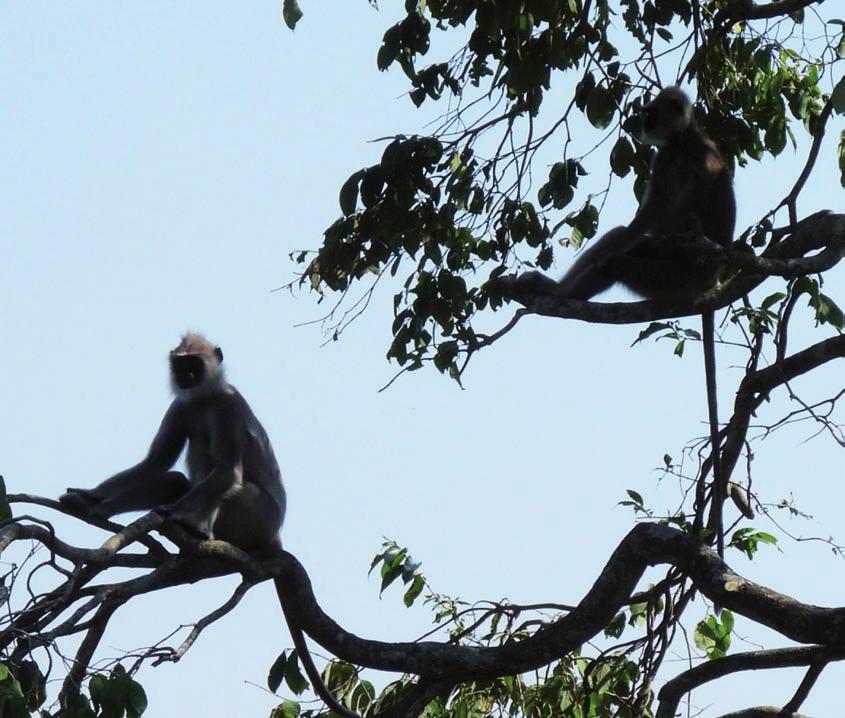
[2,4,843,717]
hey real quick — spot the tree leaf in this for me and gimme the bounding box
[271,699,301,718]
[339,171,364,215]
[282,0,304,30]
[403,574,425,607]
[126,679,148,718]
[285,652,310,695]
[832,76,845,114]
[268,651,287,693]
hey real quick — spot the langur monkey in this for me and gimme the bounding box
[519,86,736,555]
[60,333,359,718]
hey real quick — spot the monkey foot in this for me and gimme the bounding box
[166,511,213,541]
[497,271,563,304]
[59,488,101,516]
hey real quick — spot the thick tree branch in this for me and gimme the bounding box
[266,523,845,677]
[729,0,823,22]
[718,709,810,718]
[657,645,845,718]
[7,503,845,718]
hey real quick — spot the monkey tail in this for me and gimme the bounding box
[702,310,725,559]
[273,578,362,718]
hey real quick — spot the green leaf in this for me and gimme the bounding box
[626,490,643,505]
[268,651,287,693]
[98,678,125,718]
[694,613,733,659]
[631,322,672,345]
[403,574,425,606]
[285,652,310,695]
[338,171,364,216]
[610,136,635,177]
[604,611,626,638]
[282,0,304,30]
[585,86,616,129]
[88,674,106,711]
[761,292,786,310]
[126,679,147,718]
[271,699,301,718]
[65,693,98,718]
[813,292,845,329]
[832,77,845,114]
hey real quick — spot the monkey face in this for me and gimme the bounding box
[170,354,208,390]
[640,87,691,146]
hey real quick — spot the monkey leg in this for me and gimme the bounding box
[558,226,631,300]
[166,468,243,541]
[604,236,719,300]
[212,483,284,550]
[61,471,190,519]
[58,488,101,516]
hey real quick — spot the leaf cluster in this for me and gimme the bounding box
[295,2,844,379]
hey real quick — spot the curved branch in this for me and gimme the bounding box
[8,501,845,718]
[657,645,845,718]
[778,99,835,218]
[719,333,845,482]
[268,523,845,678]
[7,494,169,556]
[153,579,256,665]
[718,709,811,718]
[729,0,823,22]
[0,520,162,569]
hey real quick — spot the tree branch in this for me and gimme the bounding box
[8,502,845,718]
[730,0,823,22]
[267,523,845,678]
[657,645,845,718]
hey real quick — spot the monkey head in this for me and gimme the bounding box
[169,332,225,394]
[640,86,693,147]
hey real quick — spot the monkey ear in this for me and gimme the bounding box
[215,347,224,363]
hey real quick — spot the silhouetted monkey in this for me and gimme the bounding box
[61,332,360,718]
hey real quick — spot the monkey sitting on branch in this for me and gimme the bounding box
[504,86,737,555]
[60,332,360,718]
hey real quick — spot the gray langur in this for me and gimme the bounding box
[60,333,359,718]
[517,86,737,555]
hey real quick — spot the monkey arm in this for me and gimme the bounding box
[95,402,188,495]
[60,402,188,516]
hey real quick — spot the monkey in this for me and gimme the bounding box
[513,86,735,556]
[60,333,359,718]
[558,86,734,300]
